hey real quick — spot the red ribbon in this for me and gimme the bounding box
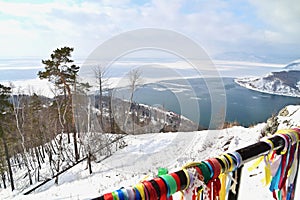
[170,172,181,192]
[154,178,167,200]
[142,181,158,200]
[103,193,114,200]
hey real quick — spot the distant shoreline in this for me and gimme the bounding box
[234,78,300,98]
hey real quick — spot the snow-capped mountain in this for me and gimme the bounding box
[284,59,300,71]
[235,60,300,97]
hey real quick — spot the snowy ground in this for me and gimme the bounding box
[1,106,300,200]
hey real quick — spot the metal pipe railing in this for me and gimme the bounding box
[92,129,300,200]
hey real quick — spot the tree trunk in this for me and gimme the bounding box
[49,142,56,155]
[37,167,40,182]
[87,152,92,174]
[132,112,135,134]
[73,132,79,162]
[15,153,22,169]
[41,145,45,159]
[35,147,41,169]
[67,132,70,144]
[108,93,114,133]
[48,149,53,176]
[38,146,45,163]
[55,134,63,185]
[53,137,59,151]
[2,135,14,191]
[65,82,78,162]
[1,172,6,189]
[99,79,104,130]
[24,153,33,185]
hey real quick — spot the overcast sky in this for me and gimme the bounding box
[0,0,299,63]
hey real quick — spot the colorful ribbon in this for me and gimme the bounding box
[97,128,300,200]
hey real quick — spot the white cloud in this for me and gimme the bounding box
[0,1,51,17]
[0,0,299,62]
[249,0,300,43]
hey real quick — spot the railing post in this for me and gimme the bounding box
[228,165,243,200]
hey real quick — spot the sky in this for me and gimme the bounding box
[0,0,299,63]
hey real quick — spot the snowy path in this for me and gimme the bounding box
[101,132,198,173]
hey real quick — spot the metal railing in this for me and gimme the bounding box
[92,128,300,200]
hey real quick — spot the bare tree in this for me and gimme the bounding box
[93,65,110,130]
[108,89,115,133]
[123,68,143,133]
[10,84,33,186]
[49,87,69,185]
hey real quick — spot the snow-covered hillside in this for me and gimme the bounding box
[235,60,300,97]
[1,105,300,200]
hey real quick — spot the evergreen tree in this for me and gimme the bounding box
[0,84,11,114]
[38,47,79,93]
[0,84,14,191]
[38,47,80,161]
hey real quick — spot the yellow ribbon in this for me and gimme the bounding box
[218,155,229,173]
[135,183,145,200]
[219,173,227,200]
[182,168,190,190]
[262,153,272,186]
[276,129,290,134]
[182,162,202,169]
[248,156,264,171]
[224,154,234,172]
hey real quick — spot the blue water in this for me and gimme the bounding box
[0,58,43,81]
[132,78,300,127]
[2,58,299,128]
[0,69,41,81]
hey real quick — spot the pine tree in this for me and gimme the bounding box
[38,47,80,162]
[0,84,14,191]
